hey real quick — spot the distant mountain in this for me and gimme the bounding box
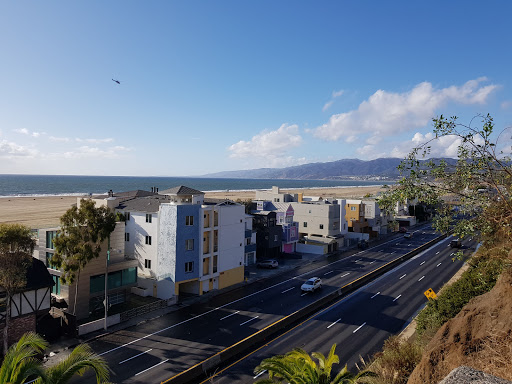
[203,158,456,180]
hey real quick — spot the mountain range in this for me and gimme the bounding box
[204,158,457,180]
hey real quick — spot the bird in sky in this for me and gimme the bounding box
[112,79,120,84]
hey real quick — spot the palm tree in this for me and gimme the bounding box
[254,343,375,384]
[0,332,110,384]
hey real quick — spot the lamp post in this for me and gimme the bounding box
[104,236,110,330]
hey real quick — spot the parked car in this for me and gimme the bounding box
[257,259,279,269]
[404,232,412,239]
[399,227,408,233]
[301,277,322,292]
[450,239,462,248]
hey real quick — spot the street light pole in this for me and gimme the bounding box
[104,235,110,330]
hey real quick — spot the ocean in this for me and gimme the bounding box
[0,174,388,197]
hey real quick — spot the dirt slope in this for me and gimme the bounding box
[408,268,512,384]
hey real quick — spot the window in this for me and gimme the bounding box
[351,206,356,211]
[51,275,61,295]
[89,267,137,293]
[145,235,152,245]
[186,215,194,226]
[303,222,308,228]
[319,224,324,229]
[185,261,194,273]
[125,232,130,242]
[213,255,218,273]
[145,259,151,269]
[125,212,130,221]
[274,235,278,241]
[46,252,56,268]
[186,239,194,250]
[46,231,56,249]
[146,214,152,223]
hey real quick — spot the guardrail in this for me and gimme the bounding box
[161,234,447,384]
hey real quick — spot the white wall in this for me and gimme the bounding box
[217,205,244,272]
[126,211,159,278]
[157,204,178,282]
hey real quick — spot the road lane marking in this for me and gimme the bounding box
[450,252,454,256]
[437,262,442,267]
[391,251,396,254]
[220,311,240,320]
[393,294,402,302]
[324,271,334,275]
[420,261,426,265]
[281,287,295,294]
[240,316,259,326]
[396,243,400,246]
[418,276,425,281]
[436,251,440,254]
[354,259,362,263]
[340,273,350,278]
[301,292,309,296]
[119,349,153,365]
[371,292,380,299]
[353,322,366,333]
[327,318,341,329]
[369,260,375,264]
[135,359,169,376]
[399,274,406,279]
[253,370,267,379]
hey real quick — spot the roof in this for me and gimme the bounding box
[93,189,159,199]
[25,258,54,291]
[116,196,170,213]
[159,185,204,196]
[272,202,294,213]
[203,198,238,206]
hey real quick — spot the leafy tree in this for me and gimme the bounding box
[254,344,375,384]
[0,332,110,384]
[51,199,117,314]
[379,114,512,247]
[0,223,36,355]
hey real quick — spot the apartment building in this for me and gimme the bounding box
[244,214,257,266]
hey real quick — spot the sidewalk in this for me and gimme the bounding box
[43,230,404,366]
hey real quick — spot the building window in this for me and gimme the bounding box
[145,259,151,269]
[185,261,194,273]
[274,235,278,241]
[303,222,308,228]
[125,212,130,221]
[319,224,324,229]
[51,275,61,295]
[46,252,56,268]
[145,235,152,245]
[89,267,137,293]
[213,255,218,273]
[146,214,152,223]
[125,232,130,242]
[186,215,194,226]
[186,239,194,250]
[351,206,356,211]
[46,231,56,249]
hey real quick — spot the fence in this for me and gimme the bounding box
[119,299,169,322]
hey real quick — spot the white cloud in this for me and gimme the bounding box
[501,100,512,110]
[75,138,114,143]
[322,89,345,112]
[49,136,71,142]
[332,90,344,98]
[0,140,38,158]
[322,101,334,112]
[314,78,499,141]
[14,128,43,138]
[228,123,303,159]
[61,145,131,159]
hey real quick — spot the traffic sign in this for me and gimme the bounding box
[424,288,437,300]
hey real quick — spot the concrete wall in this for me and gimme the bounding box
[291,202,341,237]
[218,266,244,289]
[10,288,51,317]
[217,204,245,273]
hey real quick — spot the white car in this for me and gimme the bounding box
[404,232,412,239]
[301,277,322,292]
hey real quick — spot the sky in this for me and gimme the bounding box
[1,1,512,177]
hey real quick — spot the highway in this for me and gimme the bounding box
[84,224,446,383]
[207,235,475,384]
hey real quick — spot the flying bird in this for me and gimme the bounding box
[112,79,120,84]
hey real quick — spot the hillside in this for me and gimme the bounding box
[203,158,456,180]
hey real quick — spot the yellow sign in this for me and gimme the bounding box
[424,288,437,300]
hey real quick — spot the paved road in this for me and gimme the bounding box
[208,235,475,384]
[84,224,440,383]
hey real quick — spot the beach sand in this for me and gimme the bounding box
[0,185,387,229]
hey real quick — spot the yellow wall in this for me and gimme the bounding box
[218,266,244,289]
[345,204,360,228]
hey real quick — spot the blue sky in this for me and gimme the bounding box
[1,1,511,176]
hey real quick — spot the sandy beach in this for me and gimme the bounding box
[0,185,387,229]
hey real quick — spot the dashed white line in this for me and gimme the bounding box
[391,251,396,254]
[324,270,334,276]
[437,262,442,267]
[327,318,341,329]
[253,370,267,379]
[399,274,407,279]
[281,287,295,294]
[396,243,400,246]
[301,292,309,296]
[420,261,426,265]
[353,322,366,333]
[119,349,153,365]
[135,359,169,376]
[220,311,240,320]
[393,294,402,302]
[340,273,350,278]
[240,316,259,326]
[369,260,375,264]
[371,292,380,299]
[418,276,425,281]
[354,259,362,263]
[436,251,440,255]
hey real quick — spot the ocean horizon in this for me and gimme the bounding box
[0,174,389,198]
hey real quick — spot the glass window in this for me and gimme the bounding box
[52,275,61,295]
[351,206,356,211]
[108,270,122,289]
[303,222,308,228]
[319,224,324,229]
[90,274,105,293]
[145,259,151,269]
[186,216,194,226]
[186,239,194,250]
[46,231,56,249]
[145,235,152,245]
[46,252,56,268]
[125,232,130,242]
[125,212,130,221]
[122,267,137,285]
[185,261,194,273]
[146,214,152,223]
